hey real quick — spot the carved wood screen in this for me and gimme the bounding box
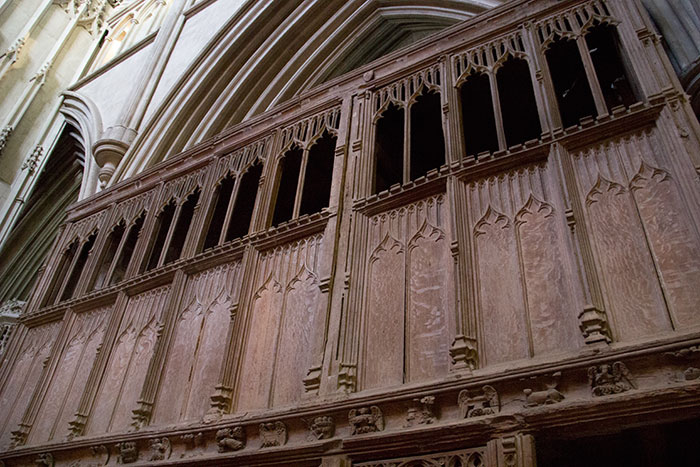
[86,286,170,435]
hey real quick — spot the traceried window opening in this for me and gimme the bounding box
[145,200,176,271]
[545,37,598,127]
[410,89,445,179]
[496,57,542,147]
[110,213,144,285]
[90,221,126,291]
[42,239,78,307]
[585,24,639,110]
[374,103,404,193]
[202,174,235,251]
[226,162,262,241]
[164,189,200,265]
[61,232,97,301]
[271,147,303,226]
[299,131,336,217]
[460,71,499,157]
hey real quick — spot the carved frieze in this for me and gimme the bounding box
[523,372,565,407]
[35,453,54,467]
[279,106,341,151]
[216,426,245,452]
[116,441,138,464]
[259,421,287,448]
[89,445,110,465]
[458,385,500,418]
[180,432,204,458]
[405,396,437,427]
[588,362,634,396]
[349,406,384,435]
[148,437,171,461]
[307,416,334,440]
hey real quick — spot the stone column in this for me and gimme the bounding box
[642,0,700,114]
[93,0,187,188]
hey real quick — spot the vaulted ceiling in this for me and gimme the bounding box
[113,0,503,182]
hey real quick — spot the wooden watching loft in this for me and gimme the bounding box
[2,0,700,465]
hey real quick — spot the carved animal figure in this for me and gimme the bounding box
[259,421,287,447]
[216,426,246,452]
[523,387,565,407]
[588,361,634,396]
[349,406,384,434]
[458,385,500,418]
[148,437,171,461]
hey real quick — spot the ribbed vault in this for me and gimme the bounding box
[113,0,502,182]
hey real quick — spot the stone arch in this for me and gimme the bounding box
[111,0,496,183]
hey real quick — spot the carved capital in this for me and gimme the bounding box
[10,423,30,448]
[303,365,322,396]
[66,414,88,440]
[131,400,153,430]
[449,335,478,371]
[0,126,13,158]
[337,363,356,394]
[22,146,43,174]
[204,385,232,422]
[578,305,611,344]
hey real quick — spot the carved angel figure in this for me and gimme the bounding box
[148,437,171,461]
[458,385,500,418]
[259,421,287,448]
[588,361,634,396]
[216,426,246,452]
[348,406,384,435]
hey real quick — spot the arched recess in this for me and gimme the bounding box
[60,91,104,200]
[111,0,500,183]
[0,124,86,304]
